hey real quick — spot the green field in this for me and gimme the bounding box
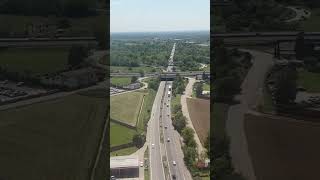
[0,89,107,180]
[203,83,210,91]
[110,66,161,73]
[301,8,320,31]
[111,91,145,125]
[0,48,68,76]
[110,122,137,147]
[110,77,132,87]
[298,69,320,92]
[110,146,138,157]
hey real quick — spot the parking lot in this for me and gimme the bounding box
[0,80,48,103]
[110,87,126,95]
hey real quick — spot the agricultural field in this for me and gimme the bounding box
[186,98,210,145]
[0,88,107,180]
[297,69,320,92]
[110,77,132,87]
[245,113,320,180]
[0,47,69,76]
[110,91,145,126]
[110,122,137,147]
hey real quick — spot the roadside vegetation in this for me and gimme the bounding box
[213,39,252,103]
[171,76,210,179]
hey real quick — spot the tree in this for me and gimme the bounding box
[68,45,88,68]
[132,134,145,148]
[131,76,138,83]
[173,112,186,133]
[195,83,203,97]
[182,127,195,147]
[295,32,305,60]
[139,70,145,77]
[274,66,297,105]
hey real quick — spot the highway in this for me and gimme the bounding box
[149,42,191,180]
[149,81,166,180]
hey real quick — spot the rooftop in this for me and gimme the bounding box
[110,155,139,169]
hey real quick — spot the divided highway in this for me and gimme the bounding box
[149,42,191,180]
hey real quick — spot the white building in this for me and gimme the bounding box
[110,155,139,179]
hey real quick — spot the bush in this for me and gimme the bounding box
[132,134,145,148]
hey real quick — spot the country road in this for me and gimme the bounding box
[226,50,274,180]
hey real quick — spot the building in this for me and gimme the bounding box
[123,82,141,90]
[40,68,98,89]
[110,155,139,178]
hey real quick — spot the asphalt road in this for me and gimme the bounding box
[161,81,190,180]
[226,49,274,180]
[149,81,166,180]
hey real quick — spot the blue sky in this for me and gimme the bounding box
[111,0,210,32]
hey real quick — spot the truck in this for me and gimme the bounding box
[168,91,171,97]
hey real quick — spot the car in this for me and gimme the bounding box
[167,114,170,117]
[152,143,155,148]
[110,176,116,180]
[172,174,176,179]
[167,104,169,107]
[167,138,170,142]
[173,161,176,166]
[140,161,143,167]
[165,126,168,129]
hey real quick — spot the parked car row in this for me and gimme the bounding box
[0,87,27,98]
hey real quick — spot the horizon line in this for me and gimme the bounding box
[110,29,210,34]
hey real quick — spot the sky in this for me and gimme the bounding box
[111,0,210,33]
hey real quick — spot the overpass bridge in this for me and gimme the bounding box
[213,32,320,46]
[213,32,320,58]
[110,71,210,80]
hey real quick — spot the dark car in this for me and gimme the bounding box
[172,174,176,179]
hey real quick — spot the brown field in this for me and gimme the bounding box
[245,112,320,180]
[186,97,210,145]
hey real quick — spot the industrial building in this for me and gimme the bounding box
[110,155,139,179]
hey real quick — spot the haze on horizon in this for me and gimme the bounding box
[111,0,210,33]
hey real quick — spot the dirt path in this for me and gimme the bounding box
[226,50,274,180]
[180,77,205,155]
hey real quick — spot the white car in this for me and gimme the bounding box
[140,161,144,167]
[173,161,176,166]
[167,138,170,142]
[152,143,155,148]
